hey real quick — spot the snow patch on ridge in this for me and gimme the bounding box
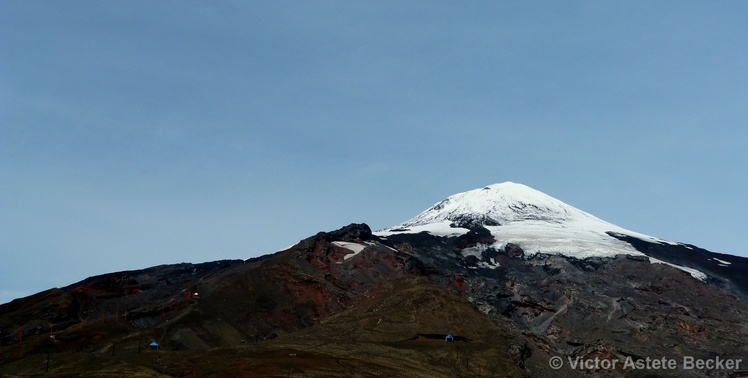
[712,258,731,266]
[460,244,500,269]
[332,241,366,260]
[376,221,468,238]
[649,258,708,281]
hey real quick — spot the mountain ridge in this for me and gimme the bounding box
[1,183,747,377]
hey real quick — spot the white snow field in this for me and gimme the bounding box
[376,182,706,280]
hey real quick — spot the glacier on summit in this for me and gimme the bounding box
[376,182,706,280]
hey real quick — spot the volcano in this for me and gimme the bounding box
[379,182,669,251]
[1,182,746,377]
[378,182,735,281]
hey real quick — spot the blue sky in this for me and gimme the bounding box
[1,1,746,304]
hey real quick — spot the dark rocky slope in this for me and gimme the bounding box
[1,223,746,377]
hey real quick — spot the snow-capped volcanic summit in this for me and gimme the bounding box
[385,182,601,228]
[376,182,706,278]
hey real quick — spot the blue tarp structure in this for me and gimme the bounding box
[445,334,454,342]
[149,341,161,349]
